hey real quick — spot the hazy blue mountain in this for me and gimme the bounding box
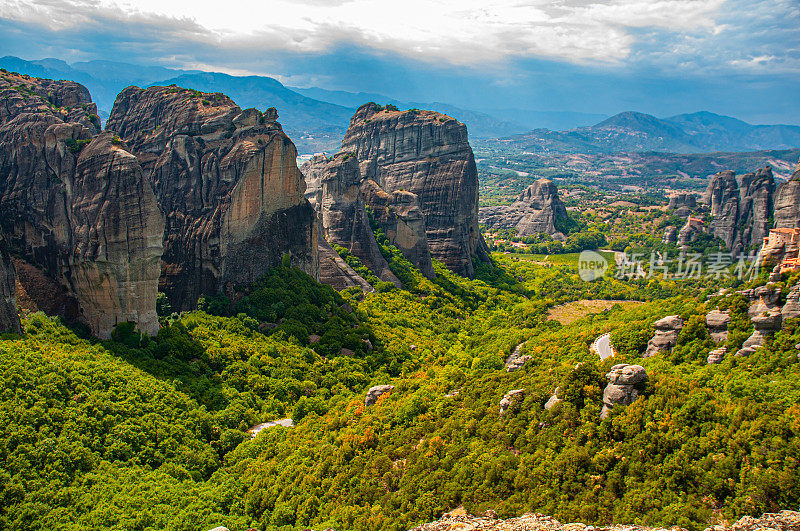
[503,110,800,154]
[479,108,609,131]
[292,86,528,138]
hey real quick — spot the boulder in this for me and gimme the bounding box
[600,364,646,419]
[663,226,678,245]
[644,315,683,357]
[364,384,394,407]
[499,389,525,415]
[736,298,782,356]
[341,103,490,277]
[505,341,530,372]
[544,387,562,410]
[707,346,727,364]
[706,309,731,342]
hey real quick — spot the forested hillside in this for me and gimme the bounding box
[2,235,799,531]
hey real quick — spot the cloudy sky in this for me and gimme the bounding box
[1,0,798,123]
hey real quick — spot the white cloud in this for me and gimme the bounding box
[1,0,729,65]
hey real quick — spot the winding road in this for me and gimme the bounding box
[592,333,615,360]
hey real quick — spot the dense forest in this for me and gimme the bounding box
[1,235,799,531]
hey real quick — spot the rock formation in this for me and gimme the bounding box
[677,217,704,248]
[301,152,400,287]
[409,509,800,531]
[499,389,525,415]
[707,346,727,364]
[480,179,572,240]
[663,226,677,245]
[317,238,375,292]
[0,233,20,333]
[544,387,561,410]
[365,384,394,407]
[107,86,317,310]
[773,158,800,230]
[668,192,697,217]
[783,285,800,321]
[600,364,647,419]
[504,341,531,372]
[736,298,782,356]
[704,167,775,254]
[360,179,434,279]
[644,315,683,357]
[0,72,163,338]
[341,103,490,277]
[706,309,731,342]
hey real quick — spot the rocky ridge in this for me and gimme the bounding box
[341,103,490,277]
[0,72,163,337]
[479,179,571,239]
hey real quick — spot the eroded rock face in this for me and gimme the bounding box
[0,72,163,338]
[668,193,697,217]
[365,384,394,407]
[707,346,727,364]
[706,309,731,342]
[301,152,399,287]
[773,159,800,230]
[480,179,571,239]
[341,103,490,277]
[644,315,683,358]
[107,86,317,309]
[361,179,434,279]
[600,364,646,419]
[0,234,20,333]
[505,341,531,372]
[317,238,375,293]
[704,167,775,254]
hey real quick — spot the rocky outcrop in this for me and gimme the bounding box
[706,309,731,342]
[783,285,800,321]
[107,86,317,310]
[409,509,800,531]
[773,158,800,230]
[544,387,561,410]
[668,192,697,217]
[317,238,375,293]
[341,103,490,277]
[600,364,646,419]
[505,341,531,372]
[663,226,677,245]
[0,72,162,338]
[707,346,727,364]
[704,167,775,254]
[0,233,20,333]
[360,179,434,279]
[365,384,394,407]
[736,298,782,356]
[301,152,400,287]
[677,217,704,247]
[644,315,683,357]
[499,389,525,415]
[480,179,571,240]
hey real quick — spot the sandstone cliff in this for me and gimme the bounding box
[341,103,489,277]
[107,86,317,309]
[704,167,775,254]
[773,158,800,230]
[479,179,570,239]
[0,72,163,337]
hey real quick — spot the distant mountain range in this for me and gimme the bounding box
[500,111,800,154]
[2,56,798,154]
